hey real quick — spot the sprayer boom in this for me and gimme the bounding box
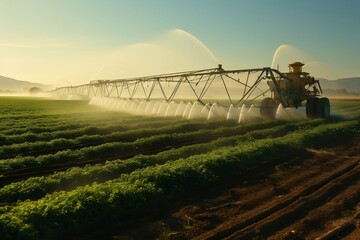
[52,62,329,119]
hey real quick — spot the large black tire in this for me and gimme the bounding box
[260,98,277,119]
[316,97,330,118]
[306,97,319,118]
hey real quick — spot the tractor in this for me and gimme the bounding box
[263,62,330,119]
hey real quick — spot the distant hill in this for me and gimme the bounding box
[0,75,49,93]
[319,77,360,94]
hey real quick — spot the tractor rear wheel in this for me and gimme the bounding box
[316,97,330,118]
[306,97,319,118]
[260,98,277,119]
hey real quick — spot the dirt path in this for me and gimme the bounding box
[188,139,360,240]
[56,135,360,240]
[199,158,359,240]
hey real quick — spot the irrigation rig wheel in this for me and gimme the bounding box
[260,98,277,119]
[317,97,330,118]
[306,97,319,118]
[306,97,330,118]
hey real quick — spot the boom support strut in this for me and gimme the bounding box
[52,65,292,107]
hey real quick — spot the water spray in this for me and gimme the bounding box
[53,61,330,123]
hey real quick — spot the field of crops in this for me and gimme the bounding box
[0,96,359,240]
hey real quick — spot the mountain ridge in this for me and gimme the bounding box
[0,75,49,93]
[318,77,360,93]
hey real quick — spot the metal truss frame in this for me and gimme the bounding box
[52,65,293,107]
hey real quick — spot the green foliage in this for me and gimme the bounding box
[0,120,358,239]
[0,97,359,240]
[0,120,281,172]
[0,122,313,202]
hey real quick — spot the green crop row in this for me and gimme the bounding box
[0,98,96,116]
[0,120,284,172]
[0,117,193,145]
[0,120,357,240]
[0,121,321,202]
[0,113,132,127]
[0,120,235,160]
[0,114,185,137]
[0,125,122,145]
[330,101,360,119]
[0,118,120,136]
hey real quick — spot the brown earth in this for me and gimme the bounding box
[61,135,360,240]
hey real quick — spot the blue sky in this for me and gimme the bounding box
[0,0,359,85]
